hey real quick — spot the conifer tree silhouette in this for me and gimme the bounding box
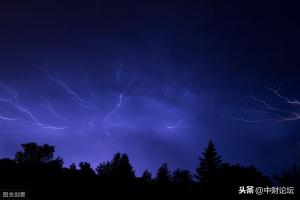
[195,141,222,184]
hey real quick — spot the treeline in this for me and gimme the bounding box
[0,141,299,199]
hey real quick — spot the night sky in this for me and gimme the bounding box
[0,0,300,175]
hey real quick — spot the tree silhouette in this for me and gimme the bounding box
[137,170,153,193]
[118,153,135,181]
[69,163,77,171]
[15,143,55,164]
[195,141,222,185]
[217,163,272,197]
[155,163,172,188]
[79,162,95,176]
[172,168,194,189]
[274,164,300,187]
[96,152,135,184]
[141,170,152,182]
[0,158,18,187]
[0,141,280,199]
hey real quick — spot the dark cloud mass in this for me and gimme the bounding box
[0,0,300,175]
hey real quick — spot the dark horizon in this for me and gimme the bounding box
[0,0,300,177]
[2,141,286,199]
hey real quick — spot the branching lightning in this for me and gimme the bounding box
[44,70,96,110]
[43,67,144,135]
[265,85,300,105]
[41,97,72,124]
[235,85,300,123]
[103,77,134,135]
[81,68,99,111]
[1,67,153,135]
[0,82,68,130]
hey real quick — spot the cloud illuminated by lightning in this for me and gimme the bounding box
[166,119,186,130]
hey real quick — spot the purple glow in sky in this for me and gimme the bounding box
[0,0,300,175]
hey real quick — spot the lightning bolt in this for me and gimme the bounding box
[248,94,295,114]
[166,119,185,130]
[44,70,95,110]
[2,66,155,134]
[103,84,131,134]
[0,129,48,133]
[238,109,272,114]
[44,67,138,135]
[102,70,137,135]
[233,118,277,123]
[41,97,72,124]
[0,83,68,130]
[235,85,300,123]
[0,115,20,121]
[81,68,99,111]
[265,85,300,105]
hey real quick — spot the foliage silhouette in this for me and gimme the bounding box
[141,170,152,182]
[0,141,297,199]
[195,140,222,184]
[156,163,172,187]
[274,163,300,199]
[172,168,194,189]
[96,152,135,184]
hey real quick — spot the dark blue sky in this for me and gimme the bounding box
[0,0,300,175]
